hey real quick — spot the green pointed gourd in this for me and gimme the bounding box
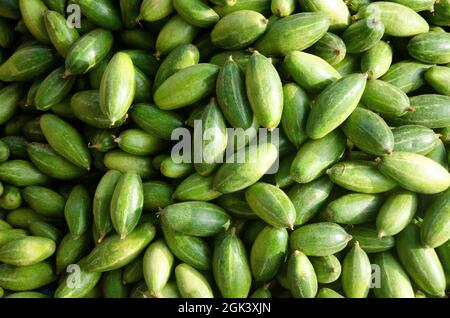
[211,10,268,49]
[173,0,219,27]
[426,139,448,170]
[342,107,395,156]
[287,250,318,298]
[22,186,65,218]
[381,61,432,94]
[6,207,53,229]
[342,242,372,298]
[65,29,114,76]
[361,41,393,80]
[54,260,102,298]
[173,173,222,202]
[389,0,435,12]
[389,95,450,128]
[0,46,55,82]
[122,256,144,285]
[245,182,296,229]
[161,223,212,271]
[161,201,231,237]
[65,185,91,238]
[255,12,330,56]
[115,129,164,156]
[327,161,397,194]
[308,32,346,66]
[143,240,174,297]
[56,232,92,274]
[19,0,50,44]
[376,190,418,237]
[377,152,450,194]
[213,229,252,298]
[317,288,344,298]
[130,103,185,141]
[0,261,56,291]
[281,83,309,149]
[425,66,450,96]
[288,176,333,226]
[310,255,341,284]
[119,0,141,28]
[246,51,283,130]
[213,142,278,194]
[6,291,49,298]
[154,63,219,110]
[194,98,228,176]
[342,16,384,54]
[392,125,439,155]
[83,222,156,272]
[347,226,395,254]
[213,0,271,17]
[71,91,126,129]
[421,188,450,248]
[216,56,253,130]
[355,2,429,37]
[99,52,136,126]
[250,226,288,282]
[35,67,76,111]
[408,32,450,65]
[361,79,412,117]
[110,171,144,239]
[27,142,86,180]
[102,269,129,298]
[284,51,341,94]
[137,0,174,23]
[0,84,26,126]
[40,114,91,170]
[290,222,352,256]
[175,263,213,298]
[155,15,200,56]
[103,150,156,179]
[215,192,257,219]
[290,130,346,184]
[322,193,384,225]
[271,0,296,16]
[153,44,200,92]
[300,0,350,31]
[0,236,56,266]
[143,180,175,210]
[44,10,79,57]
[0,160,52,187]
[373,252,415,298]
[250,286,272,298]
[306,74,368,139]
[0,230,27,248]
[74,0,123,31]
[397,223,446,297]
